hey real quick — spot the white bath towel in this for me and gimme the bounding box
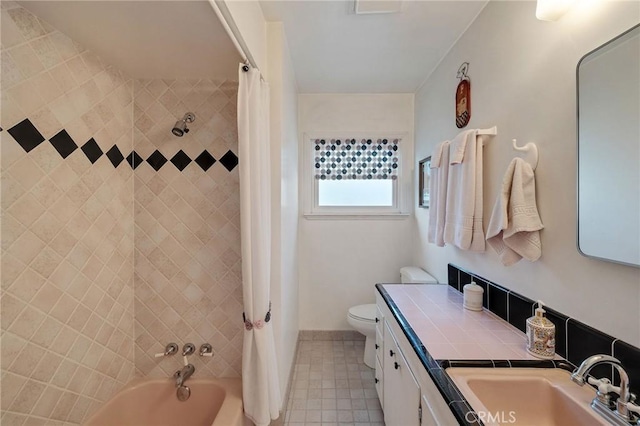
[486,157,544,266]
[427,140,450,247]
[443,129,485,251]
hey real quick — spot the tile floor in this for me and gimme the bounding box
[284,339,385,426]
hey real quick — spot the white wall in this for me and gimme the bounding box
[414,1,640,345]
[298,94,415,330]
[267,22,300,402]
[221,0,268,76]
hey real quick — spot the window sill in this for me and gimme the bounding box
[303,212,411,220]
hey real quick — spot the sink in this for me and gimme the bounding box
[446,368,609,426]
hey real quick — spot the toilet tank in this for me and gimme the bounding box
[400,266,438,284]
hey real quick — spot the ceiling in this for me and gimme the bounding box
[260,0,488,93]
[19,1,241,80]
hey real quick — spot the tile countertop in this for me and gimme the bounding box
[378,283,574,426]
[381,283,563,361]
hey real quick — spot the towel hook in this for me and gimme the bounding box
[512,139,538,170]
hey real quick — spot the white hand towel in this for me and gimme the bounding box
[443,129,485,251]
[428,141,450,246]
[486,157,544,266]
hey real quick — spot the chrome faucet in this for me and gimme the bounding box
[174,364,195,388]
[571,354,637,424]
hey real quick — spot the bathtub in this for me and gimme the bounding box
[84,378,247,426]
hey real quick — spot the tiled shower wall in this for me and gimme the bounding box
[132,78,243,378]
[1,4,135,425]
[1,3,243,425]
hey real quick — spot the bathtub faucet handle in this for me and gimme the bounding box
[154,342,179,358]
[182,343,195,356]
[199,343,213,357]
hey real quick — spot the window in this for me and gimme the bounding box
[304,135,407,216]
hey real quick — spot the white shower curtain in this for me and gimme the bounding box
[237,64,281,426]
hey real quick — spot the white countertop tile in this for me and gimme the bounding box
[382,284,563,361]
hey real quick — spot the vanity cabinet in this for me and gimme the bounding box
[374,305,384,408]
[383,321,421,426]
[376,291,458,426]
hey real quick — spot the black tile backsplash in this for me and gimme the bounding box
[447,264,458,291]
[459,270,472,289]
[508,293,534,333]
[447,263,640,392]
[488,283,508,321]
[567,320,615,380]
[473,277,489,309]
[614,340,640,396]
[545,307,568,359]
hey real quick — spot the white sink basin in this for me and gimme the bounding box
[446,367,609,426]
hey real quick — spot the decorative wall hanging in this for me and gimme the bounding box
[418,156,431,208]
[313,138,400,180]
[455,62,471,128]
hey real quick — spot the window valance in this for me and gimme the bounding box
[313,138,400,180]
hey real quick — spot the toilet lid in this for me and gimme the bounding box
[348,304,376,321]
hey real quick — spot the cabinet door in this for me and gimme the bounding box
[384,322,421,426]
[375,356,384,409]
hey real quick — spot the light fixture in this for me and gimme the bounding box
[536,0,575,21]
[354,0,402,15]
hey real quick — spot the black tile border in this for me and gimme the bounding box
[2,120,238,173]
[447,263,640,395]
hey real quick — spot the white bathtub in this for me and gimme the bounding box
[84,378,247,426]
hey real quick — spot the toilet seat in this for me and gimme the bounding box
[348,304,376,322]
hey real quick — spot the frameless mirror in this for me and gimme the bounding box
[577,24,640,267]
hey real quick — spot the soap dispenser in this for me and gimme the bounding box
[526,300,556,359]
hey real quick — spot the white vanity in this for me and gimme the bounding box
[374,283,573,425]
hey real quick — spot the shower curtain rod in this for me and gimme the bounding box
[208,0,263,78]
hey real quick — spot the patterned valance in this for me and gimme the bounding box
[313,138,400,180]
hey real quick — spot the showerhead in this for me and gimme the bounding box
[171,112,196,137]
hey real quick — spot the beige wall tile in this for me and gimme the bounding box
[2,6,242,425]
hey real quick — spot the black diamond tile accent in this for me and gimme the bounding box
[8,119,45,152]
[126,151,143,170]
[195,150,216,171]
[106,145,125,168]
[81,138,103,164]
[49,129,78,159]
[147,150,167,171]
[219,150,238,172]
[171,150,191,171]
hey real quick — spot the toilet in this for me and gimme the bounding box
[347,266,438,368]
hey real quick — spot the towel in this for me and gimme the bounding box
[486,157,544,266]
[427,141,450,246]
[443,129,485,251]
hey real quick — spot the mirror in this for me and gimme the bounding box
[577,24,640,268]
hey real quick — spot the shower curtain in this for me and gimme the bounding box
[237,64,281,426]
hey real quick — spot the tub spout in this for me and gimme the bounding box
[174,364,195,387]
